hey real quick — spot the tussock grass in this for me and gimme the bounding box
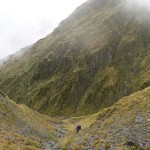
[0,93,59,149]
[1,0,150,117]
[60,136,74,149]
[60,87,150,149]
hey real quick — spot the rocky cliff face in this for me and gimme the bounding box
[0,0,150,116]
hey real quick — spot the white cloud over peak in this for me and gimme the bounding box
[0,0,87,59]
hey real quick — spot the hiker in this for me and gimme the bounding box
[76,125,81,133]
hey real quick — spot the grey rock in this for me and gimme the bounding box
[0,111,6,117]
[135,116,143,123]
[147,119,150,122]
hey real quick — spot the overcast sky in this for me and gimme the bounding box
[0,0,87,59]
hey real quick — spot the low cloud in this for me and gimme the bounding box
[126,0,150,10]
[0,0,87,60]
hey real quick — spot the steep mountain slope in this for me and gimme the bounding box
[0,0,150,116]
[1,83,150,150]
[61,87,150,150]
[0,91,62,150]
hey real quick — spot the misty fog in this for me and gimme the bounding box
[126,0,150,11]
[1,0,150,61]
[0,0,87,60]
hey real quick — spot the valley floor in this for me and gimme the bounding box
[49,88,150,150]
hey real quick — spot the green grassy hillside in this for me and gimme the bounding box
[0,90,61,150]
[61,87,150,150]
[0,0,150,116]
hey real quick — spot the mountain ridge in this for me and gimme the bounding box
[0,0,150,116]
[0,45,33,67]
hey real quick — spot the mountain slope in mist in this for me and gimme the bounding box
[0,45,32,67]
[0,0,150,116]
